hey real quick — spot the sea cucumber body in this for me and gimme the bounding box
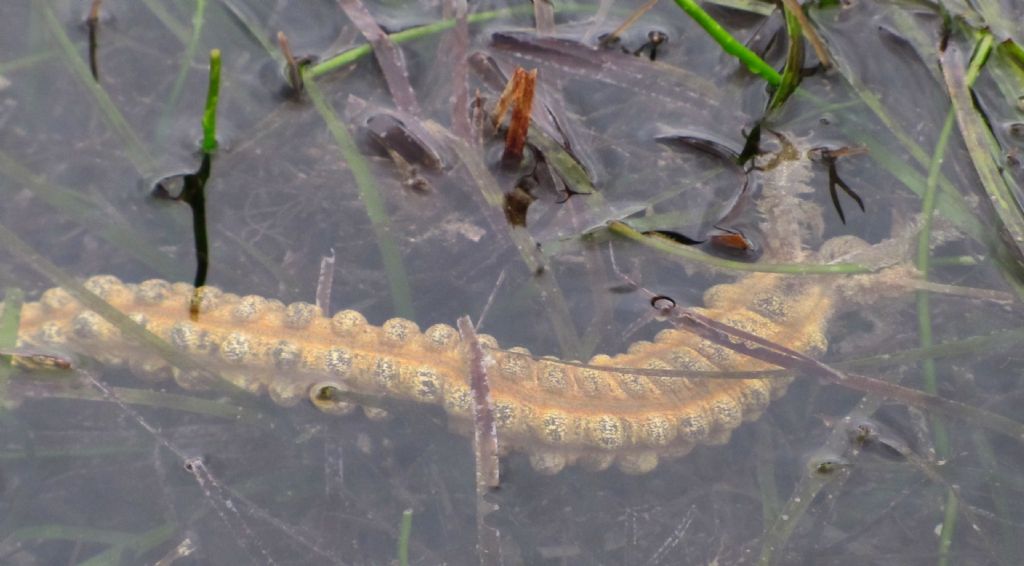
[15,272,832,474]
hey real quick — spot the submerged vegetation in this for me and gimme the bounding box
[0,0,1023,564]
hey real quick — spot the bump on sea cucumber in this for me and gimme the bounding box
[668,349,715,372]
[537,359,568,392]
[382,318,418,346]
[285,302,318,329]
[222,370,262,394]
[324,347,353,376]
[477,333,498,349]
[233,296,268,322]
[529,450,567,475]
[585,415,626,450]
[363,406,389,421]
[172,368,211,391]
[40,287,74,310]
[36,321,65,344]
[707,396,743,435]
[84,275,128,301]
[169,321,205,352]
[617,371,649,397]
[535,411,575,445]
[271,340,302,370]
[752,293,792,321]
[643,359,676,393]
[577,367,612,397]
[72,311,115,341]
[220,332,251,364]
[443,383,473,417]
[136,279,172,304]
[331,309,367,336]
[738,380,772,420]
[498,348,532,382]
[638,414,676,447]
[268,380,304,407]
[694,340,731,365]
[372,356,399,388]
[424,323,458,350]
[411,367,443,402]
[127,312,149,330]
[678,407,712,442]
[191,286,223,313]
[617,451,658,474]
[493,400,523,432]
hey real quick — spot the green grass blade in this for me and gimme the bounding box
[607,221,873,274]
[309,4,596,79]
[0,150,183,279]
[35,0,155,176]
[398,508,413,566]
[767,2,804,111]
[0,287,23,407]
[158,0,208,142]
[672,0,781,86]
[201,48,221,153]
[304,78,415,319]
[141,0,189,44]
[942,37,1024,267]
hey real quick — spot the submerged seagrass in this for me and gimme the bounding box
[14,267,832,474]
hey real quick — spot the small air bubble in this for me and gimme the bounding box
[650,295,676,311]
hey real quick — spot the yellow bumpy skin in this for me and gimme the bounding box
[15,272,833,474]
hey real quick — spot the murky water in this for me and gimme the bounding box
[1,0,1022,564]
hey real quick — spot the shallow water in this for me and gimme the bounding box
[1,0,1023,564]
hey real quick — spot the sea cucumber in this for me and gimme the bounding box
[13,269,832,475]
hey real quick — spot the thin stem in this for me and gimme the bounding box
[164,0,208,127]
[0,288,23,405]
[397,509,413,566]
[201,49,221,153]
[309,4,595,78]
[916,110,956,458]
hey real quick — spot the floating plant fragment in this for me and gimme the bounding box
[503,182,536,227]
[491,67,538,168]
[470,50,601,184]
[654,130,745,164]
[807,145,867,224]
[0,347,74,371]
[276,30,316,97]
[707,227,762,260]
[456,316,503,565]
[634,30,669,61]
[315,249,336,317]
[642,229,705,246]
[338,0,420,115]
[351,96,451,171]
